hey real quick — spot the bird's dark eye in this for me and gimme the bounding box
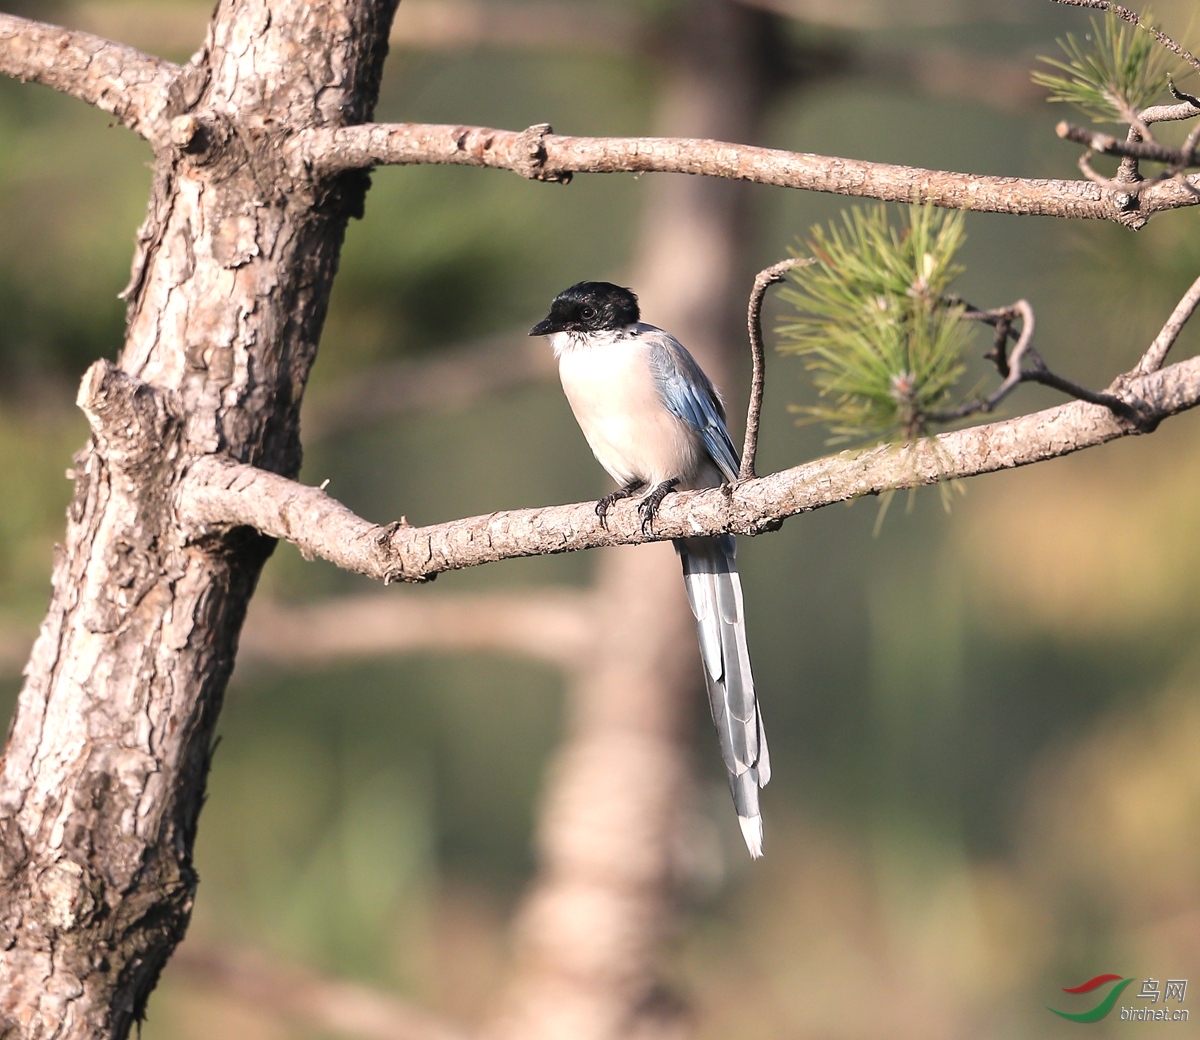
[580,306,595,319]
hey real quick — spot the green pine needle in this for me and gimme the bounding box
[1032,10,1178,124]
[777,205,972,444]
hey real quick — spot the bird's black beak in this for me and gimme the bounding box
[529,315,559,337]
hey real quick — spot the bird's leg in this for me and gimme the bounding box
[596,480,645,529]
[637,478,680,535]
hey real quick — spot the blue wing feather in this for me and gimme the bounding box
[642,326,740,483]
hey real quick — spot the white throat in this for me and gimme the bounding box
[548,325,637,359]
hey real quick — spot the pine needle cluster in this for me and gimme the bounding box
[777,205,972,444]
[1032,10,1179,123]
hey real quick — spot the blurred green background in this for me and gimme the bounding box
[2,0,1199,1037]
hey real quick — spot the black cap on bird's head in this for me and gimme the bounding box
[529,281,640,336]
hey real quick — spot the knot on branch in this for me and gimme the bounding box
[34,858,103,932]
[77,360,181,472]
[375,519,436,584]
[1102,374,1160,432]
[167,110,233,167]
[744,516,786,536]
[513,123,571,184]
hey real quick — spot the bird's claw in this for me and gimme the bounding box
[636,479,679,536]
[596,482,643,530]
[637,501,655,536]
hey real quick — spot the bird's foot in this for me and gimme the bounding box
[596,481,644,529]
[637,479,679,535]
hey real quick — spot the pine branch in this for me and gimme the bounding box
[290,122,1200,224]
[0,11,180,144]
[175,350,1200,584]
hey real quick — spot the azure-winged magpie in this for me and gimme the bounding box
[530,281,770,857]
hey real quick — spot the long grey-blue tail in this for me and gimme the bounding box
[675,534,770,858]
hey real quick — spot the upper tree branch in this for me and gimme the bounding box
[0,11,180,144]
[290,122,1200,221]
[177,353,1200,584]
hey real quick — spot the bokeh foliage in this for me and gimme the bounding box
[1,2,1200,1039]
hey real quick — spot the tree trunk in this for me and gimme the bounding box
[0,2,397,1036]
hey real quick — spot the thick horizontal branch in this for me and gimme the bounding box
[291,122,1200,222]
[179,354,1200,583]
[238,589,595,671]
[0,11,179,143]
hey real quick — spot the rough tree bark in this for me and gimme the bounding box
[0,1,399,1036]
[4,2,1200,1038]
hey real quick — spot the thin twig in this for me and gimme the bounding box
[1020,349,1145,424]
[1182,121,1200,165]
[1051,0,1200,75]
[925,302,1032,422]
[1134,271,1200,375]
[1057,121,1200,166]
[926,300,1145,426]
[742,258,812,480]
[992,301,1035,400]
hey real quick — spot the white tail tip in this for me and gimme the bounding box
[738,814,764,859]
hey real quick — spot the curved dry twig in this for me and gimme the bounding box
[928,299,1145,426]
[741,258,812,480]
[291,122,1200,222]
[992,300,1035,399]
[0,11,180,144]
[925,300,1034,423]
